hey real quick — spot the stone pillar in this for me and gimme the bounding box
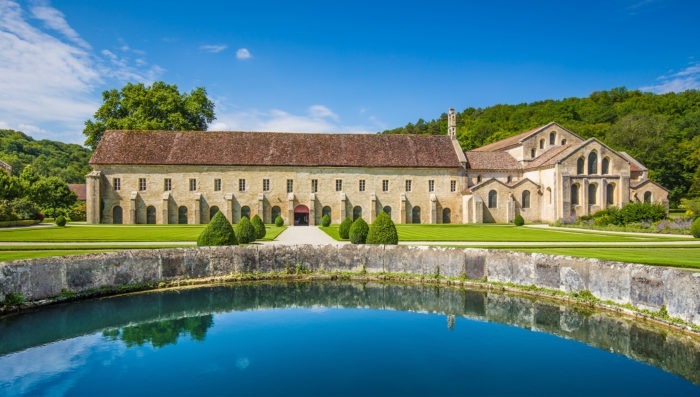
[462,195,472,224]
[507,193,516,223]
[162,192,170,224]
[129,191,137,224]
[193,193,201,224]
[582,178,589,216]
[400,193,407,224]
[620,175,630,206]
[224,194,234,223]
[309,193,316,226]
[85,171,102,224]
[430,194,437,224]
[370,193,377,223]
[288,193,295,226]
[339,193,347,222]
[257,193,265,220]
[601,179,608,209]
[473,195,484,223]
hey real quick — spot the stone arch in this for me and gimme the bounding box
[209,206,220,220]
[539,139,545,149]
[561,138,567,145]
[602,157,610,175]
[412,206,421,224]
[241,206,251,219]
[530,148,536,159]
[271,206,281,221]
[588,183,598,205]
[644,191,652,203]
[521,190,531,209]
[178,206,188,224]
[146,205,156,224]
[577,157,585,175]
[488,190,498,209]
[571,184,580,205]
[549,132,556,145]
[322,206,331,219]
[546,187,552,204]
[294,204,309,226]
[382,206,392,217]
[113,206,123,224]
[588,151,598,175]
[442,208,451,224]
[352,205,362,221]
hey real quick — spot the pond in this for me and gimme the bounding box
[0,282,698,396]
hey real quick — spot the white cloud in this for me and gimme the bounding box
[200,44,228,53]
[236,48,252,60]
[30,4,90,49]
[640,62,700,94]
[308,104,339,121]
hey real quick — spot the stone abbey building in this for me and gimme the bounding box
[86,109,668,225]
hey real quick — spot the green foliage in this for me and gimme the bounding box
[339,217,353,239]
[691,218,700,238]
[513,215,525,226]
[83,81,215,150]
[29,176,76,218]
[55,215,67,227]
[197,211,238,246]
[321,213,331,227]
[235,216,256,244]
[349,217,369,244]
[592,202,667,226]
[274,216,284,227]
[366,211,399,244]
[251,214,266,239]
[680,198,700,218]
[67,201,86,222]
[2,292,24,307]
[0,171,24,200]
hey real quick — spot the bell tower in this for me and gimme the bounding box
[448,108,456,139]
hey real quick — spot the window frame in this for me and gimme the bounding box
[113,178,121,191]
[138,178,146,191]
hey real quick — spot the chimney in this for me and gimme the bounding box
[448,108,456,139]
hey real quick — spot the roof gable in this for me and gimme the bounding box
[555,137,632,165]
[472,122,584,152]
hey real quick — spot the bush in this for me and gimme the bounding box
[251,214,266,239]
[67,201,86,222]
[513,215,524,226]
[618,202,667,224]
[197,211,238,246]
[274,216,284,227]
[691,218,700,238]
[349,217,369,244]
[235,217,256,244]
[55,215,66,227]
[339,217,353,239]
[9,198,41,220]
[321,213,331,227]
[366,211,398,244]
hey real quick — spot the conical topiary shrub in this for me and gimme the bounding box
[366,211,398,245]
[235,216,256,244]
[349,217,369,244]
[251,214,266,239]
[197,211,238,246]
[339,217,353,239]
[321,213,331,227]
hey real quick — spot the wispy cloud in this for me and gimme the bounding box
[236,48,252,60]
[200,44,228,53]
[29,4,90,49]
[640,62,700,93]
[626,0,656,15]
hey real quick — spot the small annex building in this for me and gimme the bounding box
[86,109,668,225]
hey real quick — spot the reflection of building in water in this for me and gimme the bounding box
[447,315,455,330]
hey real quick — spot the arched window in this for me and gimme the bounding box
[546,187,552,204]
[644,191,652,203]
[412,206,421,224]
[530,148,536,159]
[178,206,188,224]
[113,206,123,224]
[271,206,281,221]
[588,151,598,175]
[353,206,362,221]
[209,206,220,221]
[442,208,451,224]
[476,175,482,183]
[382,206,391,217]
[561,139,567,145]
[539,139,545,149]
[601,157,610,175]
[507,176,512,183]
[577,157,585,175]
[571,184,580,205]
[521,190,531,209]
[146,206,156,224]
[588,184,598,205]
[606,184,615,205]
[488,190,498,208]
[549,132,556,145]
[322,206,331,218]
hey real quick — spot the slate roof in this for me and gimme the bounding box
[90,130,463,168]
[68,184,86,201]
[465,151,521,170]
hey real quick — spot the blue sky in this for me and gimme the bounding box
[0,0,698,144]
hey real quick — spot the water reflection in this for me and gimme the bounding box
[1,282,699,385]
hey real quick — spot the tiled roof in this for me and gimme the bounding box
[68,184,86,201]
[465,151,521,170]
[525,145,574,169]
[90,130,463,168]
[618,151,646,172]
[471,123,553,152]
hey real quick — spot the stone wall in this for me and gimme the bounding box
[1,245,698,325]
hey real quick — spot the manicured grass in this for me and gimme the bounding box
[0,250,111,262]
[320,224,685,242]
[516,248,700,269]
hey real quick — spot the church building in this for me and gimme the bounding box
[86,109,668,225]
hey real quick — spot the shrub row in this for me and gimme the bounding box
[586,202,667,226]
[343,211,399,245]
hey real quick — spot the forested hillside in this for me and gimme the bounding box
[0,130,92,183]
[382,88,700,205]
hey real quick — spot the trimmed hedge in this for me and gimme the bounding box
[274,216,284,227]
[251,214,266,239]
[321,214,331,227]
[590,202,667,226]
[236,217,256,244]
[55,216,67,227]
[339,217,353,239]
[514,215,525,226]
[691,218,700,238]
[349,217,369,244]
[366,211,398,244]
[0,219,41,228]
[197,211,238,246]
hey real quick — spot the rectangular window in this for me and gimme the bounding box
[428,180,435,192]
[214,178,222,191]
[359,179,366,192]
[263,179,270,192]
[335,179,343,192]
[113,178,121,191]
[450,180,456,192]
[239,179,246,192]
[189,178,197,191]
[311,179,318,193]
[138,178,146,191]
[164,178,172,191]
[405,180,412,192]
[287,179,293,193]
[382,180,389,192]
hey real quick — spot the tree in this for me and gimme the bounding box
[235,217,256,244]
[366,211,399,244]
[197,211,238,246]
[349,217,369,244]
[251,214,266,239]
[83,81,216,149]
[0,172,23,200]
[29,177,76,217]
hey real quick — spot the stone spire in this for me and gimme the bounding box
[448,108,456,139]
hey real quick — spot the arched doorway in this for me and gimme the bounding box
[322,206,332,218]
[178,206,188,224]
[271,206,281,222]
[146,206,156,224]
[294,204,309,226]
[352,206,362,221]
[241,206,251,220]
[412,206,421,224]
[382,206,391,217]
[113,206,123,224]
[442,208,451,224]
[209,206,220,221]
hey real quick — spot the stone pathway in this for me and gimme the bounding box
[260,226,345,246]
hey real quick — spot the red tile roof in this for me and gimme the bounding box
[525,145,573,169]
[618,151,646,172]
[465,151,521,170]
[90,130,463,168]
[68,184,86,201]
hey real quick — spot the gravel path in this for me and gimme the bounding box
[260,226,345,246]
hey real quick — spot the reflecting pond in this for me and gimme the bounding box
[1,282,699,396]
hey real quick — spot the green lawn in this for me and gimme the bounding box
[516,248,700,269]
[320,224,685,242]
[0,250,111,262]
